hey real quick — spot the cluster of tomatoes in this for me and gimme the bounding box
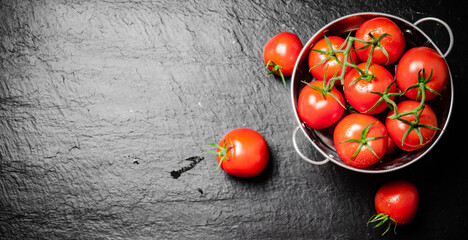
[259,16,450,234]
[212,17,450,174]
[291,17,448,168]
[207,16,449,235]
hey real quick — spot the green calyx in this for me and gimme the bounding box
[301,77,346,110]
[364,79,401,114]
[345,32,392,89]
[387,68,441,147]
[354,32,392,65]
[309,32,389,88]
[390,104,440,146]
[340,122,385,162]
[309,35,348,71]
[206,140,233,172]
[368,213,398,236]
[403,68,441,103]
[265,60,287,88]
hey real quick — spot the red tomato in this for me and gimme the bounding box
[297,80,345,129]
[385,100,438,151]
[343,62,397,114]
[209,128,269,177]
[386,135,396,155]
[333,113,388,168]
[396,47,449,101]
[354,17,405,65]
[369,180,419,235]
[308,36,358,83]
[263,32,303,78]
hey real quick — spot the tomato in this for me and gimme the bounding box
[386,135,396,155]
[354,17,405,66]
[308,36,358,83]
[208,128,269,177]
[263,32,303,84]
[396,47,449,101]
[333,113,387,168]
[297,80,345,129]
[385,100,438,151]
[343,62,397,114]
[369,180,419,235]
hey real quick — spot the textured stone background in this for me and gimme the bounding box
[1,0,466,239]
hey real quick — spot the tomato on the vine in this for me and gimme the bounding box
[308,36,358,83]
[385,100,439,151]
[396,46,449,101]
[297,80,346,129]
[207,128,269,177]
[333,113,388,168]
[354,17,405,66]
[343,62,397,114]
[263,32,303,86]
[369,180,419,235]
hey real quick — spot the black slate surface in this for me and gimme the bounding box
[1,0,467,239]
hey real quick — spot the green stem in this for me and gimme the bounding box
[302,79,346,110]
[368,213,398,236]
[364,79,401,114]
[206,141,233,172]
[386,68,441,147]
[310,32,389,87]
[265,60,286,88]
[340,122,385,162]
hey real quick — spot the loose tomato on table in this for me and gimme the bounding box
[308,36,358,84]
[263,32,303,86]
[333,113,388,168]
[343,62,397,115]
[396,46,449,101]
[369,180,419,235]
[207,128,269,178]
[385,100,439,151]
[354,17,405,66]
[297,80,346,129]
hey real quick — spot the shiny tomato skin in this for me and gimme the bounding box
[385,100,438,151]
[309,36,358,83]
[263,32,303,77]
[386,135,397,155]
[344,62,397,114]
[217,128,269,177]
[375,180,419,225]
[354,17,405,65]
[333,113,388,168]
[396,47,449,101]
[297,80,345,129]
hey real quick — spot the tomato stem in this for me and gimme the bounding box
[266,60,287,88]
[387,68,441,147]
[310,32,389,87]
[368,213,398,236]
[340,122,385,162]
[402,68,441,104]
[206,141,233,172]
[391,104,440,146]
[302,80,346,109]
[365,79,401,114]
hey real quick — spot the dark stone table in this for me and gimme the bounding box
[1,0,466,239]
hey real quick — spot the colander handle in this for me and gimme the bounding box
[414,17,454,58]
[292,126,330,165]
